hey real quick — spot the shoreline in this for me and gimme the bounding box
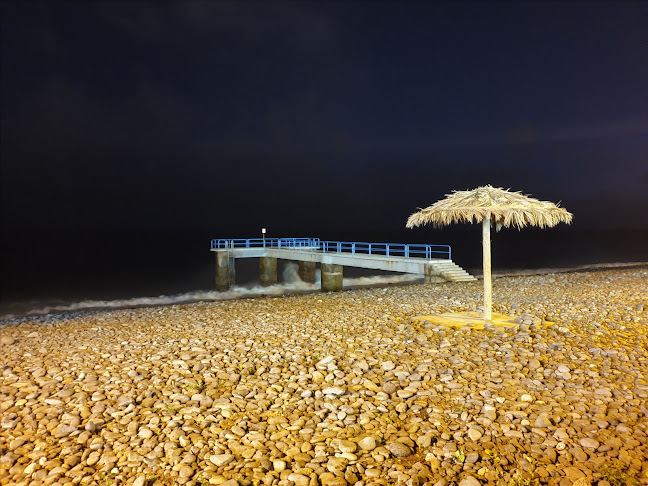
[1,267,647,485]
[2,261,647,324]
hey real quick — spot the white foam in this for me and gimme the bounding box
[0,263,421,321]
[490,261,648,277]
[3,261,645,321]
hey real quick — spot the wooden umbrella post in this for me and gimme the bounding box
[482,215,492,321]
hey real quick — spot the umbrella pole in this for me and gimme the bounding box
[482,216,492,322]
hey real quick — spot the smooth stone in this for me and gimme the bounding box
[0,336,16,346]
[358,436,378,451]
[579,438,600,449]
[382,361,396,371]
[179,465,194,478]
[386,442,411,458]
[322,386,345,396]
[327,456,348,472]
[534,414,552,428]
[563,466,586,479]
[465,452,479,464]
[383,382,398,394]
[467,428,483,441]
[397,389,415,398]
[339,440,357,453]
[287,473,311,486]
[483,405,497,421]
[53,424,77,438]
[210,453,235,466]
[459,477,481,486]
[316,356,336,367]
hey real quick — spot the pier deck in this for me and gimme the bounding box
[210,238,475,291]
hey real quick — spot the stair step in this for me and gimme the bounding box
[426,259,476,282]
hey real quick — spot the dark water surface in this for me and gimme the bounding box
[2,228,647,318]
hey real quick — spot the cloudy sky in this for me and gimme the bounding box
[2,1,647,234]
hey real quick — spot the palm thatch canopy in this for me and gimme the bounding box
[406,185,573,323]
[406,185,573,230]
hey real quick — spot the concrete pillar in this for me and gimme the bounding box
[424,264,446,284]
[259,257,277,287]
[321,264,343,292]
[215,251,232,292]
[298,261,316,283]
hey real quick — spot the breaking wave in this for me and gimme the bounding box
[0,263,421,321]
[3,261,645,322]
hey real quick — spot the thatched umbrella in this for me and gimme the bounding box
[407,185,573,321]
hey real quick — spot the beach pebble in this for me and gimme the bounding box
[210,453,235,467]
[383,381,399,394]
[358,436,378,451]
[467,428,483,441]
[53,424,77,438]
[459,477,481,486]
[287,473,310,486]
[323,386,345,396]
[387,442,412,457]
[0,268,645,486]
[579,438,600,449]
[528,358,541,369]
[382,360,396,371]
[1,336,16,346]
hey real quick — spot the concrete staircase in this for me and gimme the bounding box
[430,260,477,282]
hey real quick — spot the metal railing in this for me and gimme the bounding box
[211,237,319,249]
[211,237,451,260]
[318,241,450,260]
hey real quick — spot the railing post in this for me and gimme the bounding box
[405,245,409,258]
[386,244,389,257]
[448,246,452,260]
[352,243,355,254]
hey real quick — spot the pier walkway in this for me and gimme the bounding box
[210,237,475,292]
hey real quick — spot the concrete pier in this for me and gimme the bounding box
[298,261,317,284]
[215,251,232,291]
[212,237,475,293]
[321,264,343,292]
[425,264,446,284]
[259,257,278,287]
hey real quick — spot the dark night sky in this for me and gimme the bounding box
[2,1,647,235]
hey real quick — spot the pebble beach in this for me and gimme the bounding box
[1,268,647,486]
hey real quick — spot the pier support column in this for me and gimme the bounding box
[298,261,316,283]
[321,264,343,292]
[425,264,446,283]
[215,251,232,292]
[259,257,277,287]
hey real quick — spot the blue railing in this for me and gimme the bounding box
[318,241,450,260]
[211,237,451,260]
[211,237,319,249]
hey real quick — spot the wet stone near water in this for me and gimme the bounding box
[0,268,647,485]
